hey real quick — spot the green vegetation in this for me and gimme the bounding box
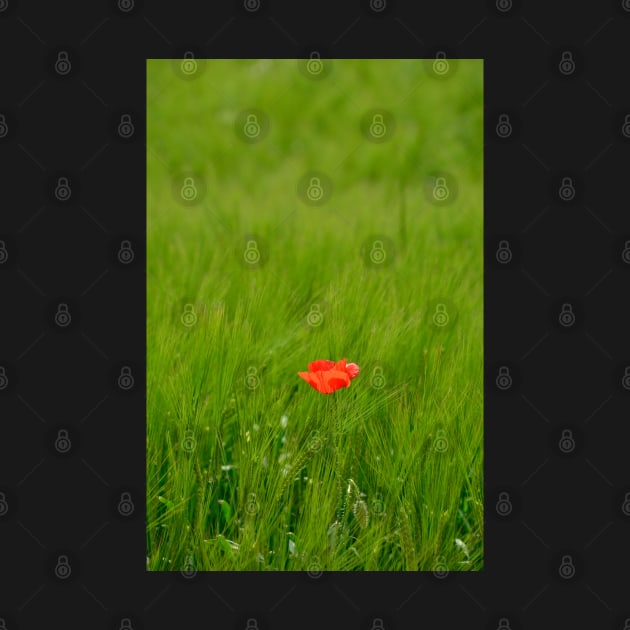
[147,58,483,571]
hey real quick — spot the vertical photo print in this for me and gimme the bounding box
[146,58,483,571]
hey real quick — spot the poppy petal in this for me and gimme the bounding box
[325,375,351,393]
[325,370,350,389]
[308,359,335,372]
[298,371,326,392]
[297,371,311,384]
[345,362,360,379]
[298,371,317,385]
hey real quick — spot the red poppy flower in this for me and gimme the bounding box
[297,358,360,394]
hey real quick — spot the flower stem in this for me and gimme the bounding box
[332,394,345,524]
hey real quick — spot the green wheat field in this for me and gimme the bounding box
[146,58,483,572]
